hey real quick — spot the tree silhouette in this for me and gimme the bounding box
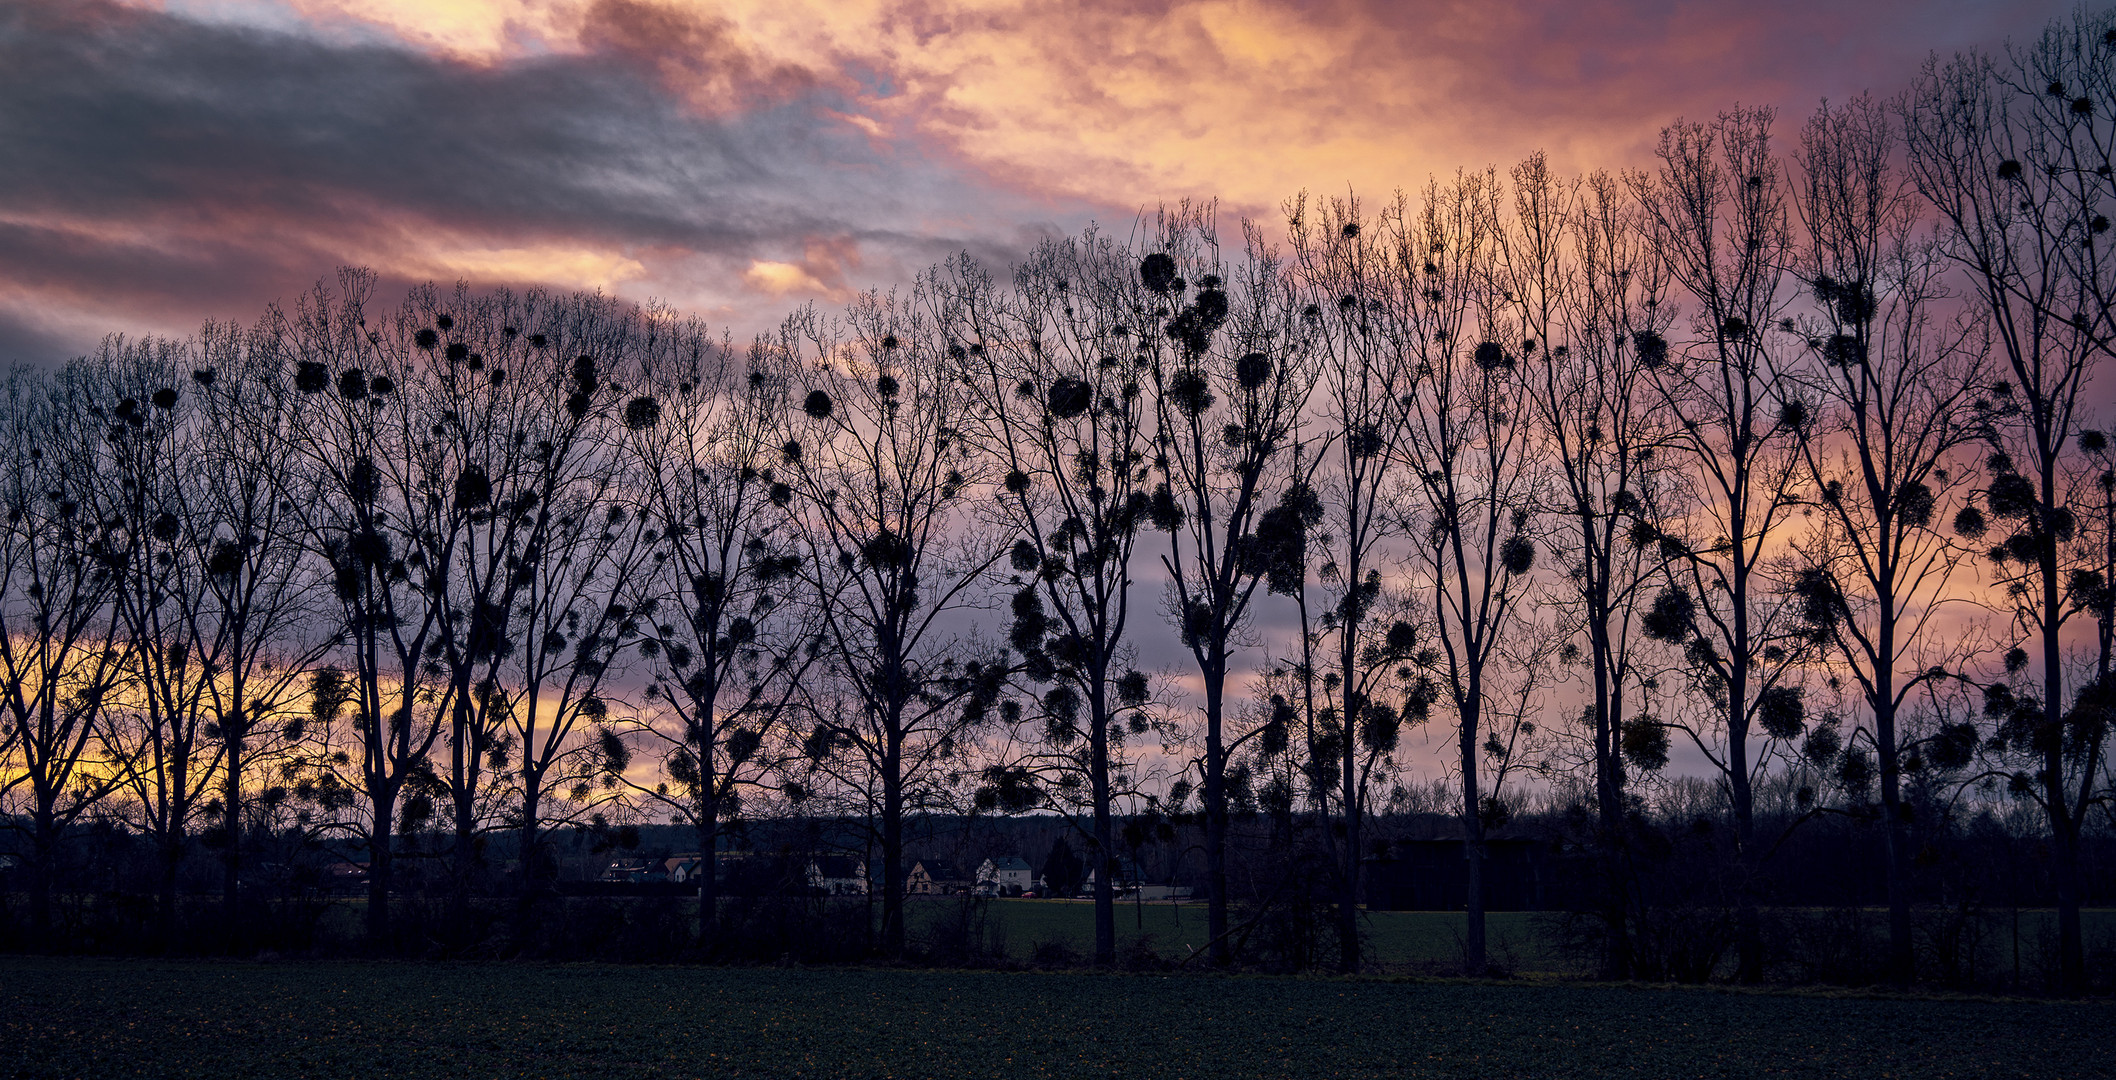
[773,285,1007,956]
[611,317,814,944]
[1388,169,1551,975]
[1905,26,2114,992]
[1282,191,1433,973]
[951,231,1166,967]
[1632,108,1814,983]
[1141,204,1317,966]
[185,321,328,939]
[270,270,451,944]
[1523,166,1680,979]
[0,365,129,939]
[1786,94,1987,984]
[86,335,240,944]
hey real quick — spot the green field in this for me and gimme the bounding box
[912,899,2115,979]
[3,957,2108,1079]
[917,899,1564,971]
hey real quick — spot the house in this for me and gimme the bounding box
[906,859,970,895]
[597,860,646,884]
[322,859,368,894]
[1080,857,1143,896]
[1079,859,1193,900]
[665,854,705,884]
[975,857,1037,896]
[807,855,868,896]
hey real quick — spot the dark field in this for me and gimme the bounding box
[928,900,2116,984]
[3,957,2109,1079]
[929,900,1569,970]
[275,896,2113,984]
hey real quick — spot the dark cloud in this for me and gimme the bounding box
[0,0,2071,365]
[578,0,822,112]
[0,302,94,369]
[0,0,1094,359]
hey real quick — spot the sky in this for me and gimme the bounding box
[0,0,2078,366]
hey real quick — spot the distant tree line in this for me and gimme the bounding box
[2,9,2112,991]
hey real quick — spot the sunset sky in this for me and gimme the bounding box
[0,0,2072,364]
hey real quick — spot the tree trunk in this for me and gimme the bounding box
[1203,655,1229,967]
[1090,709,1115,967]
[156,833,183,950]
[1592,622,1631,981]
[221,728,243,951]
[879,735,905,957]
[1875,696,1913,986]
[1458,696,1486,974]
[2041,499,2084,995]
[1330,592,1360,975]
[449,690,480,946]
[695,799,720,950]
[519,783,543,896]
[448,788,477,947]
[365,797,395,948]
[1337,779,1362,975]
[2053,815,2084,995]
[29,799,57,946]
[1728,703,1762,984]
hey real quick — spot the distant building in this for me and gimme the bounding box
[1080,858,1190,900]
[975,857,1038,896]
[907,860,970,895]
[322,860,368,894]
[807,856,868,896]
[1081,858,1144,896]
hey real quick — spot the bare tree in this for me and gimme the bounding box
[188,320,328,936]
[1282,192,1434,973]
[84,336,232,943]
[951,231,1163,967]
[470,295,658,905]
[773,285,1007,956]
[1141,204,1318,966]
[611,321,811,944]
[1631,108,1814,983]
[404,284,567,920]
[0,363,128,939]
[1525,165,1680,979]
[1387,169,1549,975]
[1905,24,2112,992]
[1786,94,1988,984]
[270,270,451,943]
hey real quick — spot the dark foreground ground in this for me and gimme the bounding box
[2,958,2108,1080]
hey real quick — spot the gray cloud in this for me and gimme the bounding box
[0,0,1099,359]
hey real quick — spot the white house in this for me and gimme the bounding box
[806,856,868,896]
[975,857,1038,896]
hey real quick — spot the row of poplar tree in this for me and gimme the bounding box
[3,11,2113,989]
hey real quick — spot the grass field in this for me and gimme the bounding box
[3,957,2109,1079]
[915,899,2114,979]
[925,899,1564,970]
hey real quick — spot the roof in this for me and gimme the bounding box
[809,856,865,877]
[987,857,1032,872]
[911,860,962,880]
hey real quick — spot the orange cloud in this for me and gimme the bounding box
[576,0,820,113]
[742,235,862,301]
[43,0,2069,364]
[143,0,2069,220]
